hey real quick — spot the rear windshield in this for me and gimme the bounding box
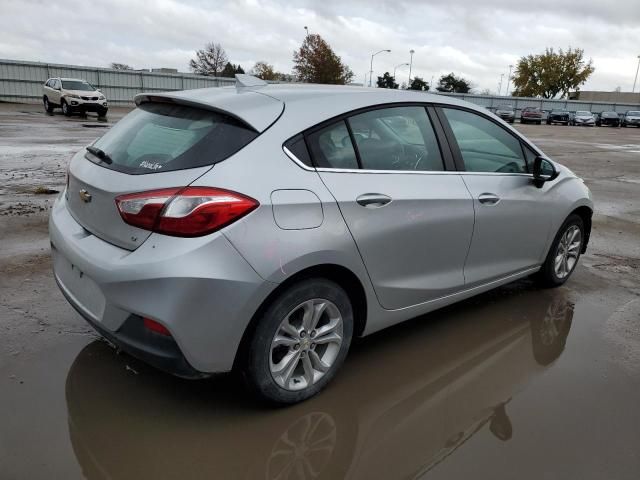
[627,111,640,116]
[89,102,258,174]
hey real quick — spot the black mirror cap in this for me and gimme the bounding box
[532,156,558,188]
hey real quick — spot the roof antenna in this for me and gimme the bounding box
[235,74,268,89]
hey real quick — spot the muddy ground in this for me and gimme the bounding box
[0,103,639,479]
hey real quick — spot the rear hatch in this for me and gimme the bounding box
[66,92,283,250]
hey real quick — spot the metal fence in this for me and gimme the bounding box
[436,92,640,116]
[2,58,640,114]
[0,58,235,105]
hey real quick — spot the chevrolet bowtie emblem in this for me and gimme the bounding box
[79,189,92,203]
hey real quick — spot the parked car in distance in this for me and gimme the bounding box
[43,77,108,117]
[622,110,640,127]
[495,104,515,123]
[49,75,593,404]
[546,109,571,125]
[571,111,595,126]
[596,111,620,127]
[520,107,542,124]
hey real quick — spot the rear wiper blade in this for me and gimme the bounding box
[86,145,113,164]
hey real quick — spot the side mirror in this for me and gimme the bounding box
[532,156,558,188]
[96,88,101,92]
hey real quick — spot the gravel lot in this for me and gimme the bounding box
[1,103,639,479]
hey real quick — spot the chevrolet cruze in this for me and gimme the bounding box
[50,75,593,404]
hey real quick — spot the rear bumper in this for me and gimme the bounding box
[56,275,204,378]
[49,192,275,374]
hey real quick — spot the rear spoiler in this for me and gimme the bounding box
[134,75,282,132]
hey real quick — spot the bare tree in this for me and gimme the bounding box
[189,42,228,76]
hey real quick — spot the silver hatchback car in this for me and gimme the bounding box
[50,75,593,404]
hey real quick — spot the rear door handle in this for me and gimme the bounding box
[356,193,392,208]
[478,193,500,205]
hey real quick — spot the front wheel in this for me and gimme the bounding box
[242,278,354,405]
[97,108,108,118]
[537,214,584,287]
[61,100,71,116]
[43,96,54,113]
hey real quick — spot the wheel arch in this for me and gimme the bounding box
[570,205,593,253]
[233,263,368,371]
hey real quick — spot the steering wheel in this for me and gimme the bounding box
[496,161,521,173]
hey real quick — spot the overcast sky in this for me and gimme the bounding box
[2,0,640,92]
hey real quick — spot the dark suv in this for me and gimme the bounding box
[520,107,542,125]
[596,112,620,127]
[547,109,571,125]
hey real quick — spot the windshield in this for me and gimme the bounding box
[62,80,95,91]
[575,111,591,116]
[552,110,568,114]
[602,112,618,117]
[90,102,258,174]
[627,111,640,116]
[497,105,513,111]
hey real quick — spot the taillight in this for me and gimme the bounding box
[115,187,258,237]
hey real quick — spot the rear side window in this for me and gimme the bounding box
[306,121,359,169]
[90,103,258,174]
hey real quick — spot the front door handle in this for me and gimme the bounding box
[478,193,501,205]
[356,193,392,208]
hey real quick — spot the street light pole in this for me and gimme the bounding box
[633,55,640,93]
[394,63,409,82]
[408,49,415,87]
[304,26,309,37]
[498,73,504,96]
[505,64,513,96]
[369,49,391,87]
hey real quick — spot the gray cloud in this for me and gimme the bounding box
[1,0,639,92]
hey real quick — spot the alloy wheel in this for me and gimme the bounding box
[554,225,582,279]
[270,299,343,391]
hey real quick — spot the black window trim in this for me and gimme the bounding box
[435,104,541,175]
[282,101,456,174]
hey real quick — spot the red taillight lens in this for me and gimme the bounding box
[143,317,171,336]
[115,187,259,237]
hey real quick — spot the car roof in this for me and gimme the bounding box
[136,83,476,133]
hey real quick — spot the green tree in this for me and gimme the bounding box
[189,42,228,76]
[293,34,354,85]
[377,72,398,89]
[110,63,133,70]
[512,47,594,99]
[409,76,429,91]
[220,62,245,78]
[436,73,471,93]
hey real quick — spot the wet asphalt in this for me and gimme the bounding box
[0,103,639,479]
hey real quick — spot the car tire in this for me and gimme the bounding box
[43,96,54,113]
[536,121,542,125]
[242,278,354,405]
[97,108,108,118]
[61,100,71,117]
[536,214,584,288]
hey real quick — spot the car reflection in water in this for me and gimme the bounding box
[65,283,574,480]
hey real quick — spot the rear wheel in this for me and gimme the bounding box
[536,120,542,125]
[242,278,353,405]
[61,100,71,116]
[537,214,584,287]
